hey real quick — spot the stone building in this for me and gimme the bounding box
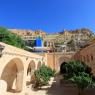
[34,30,46,39]
[0,42,75,94]
[9,28,94,52]
[9,29,46,40]
[44,29,94,52]
[73,39,95,74]
[9,29,47,49]
[9,29,35,39]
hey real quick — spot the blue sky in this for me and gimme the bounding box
[0,0,95,33]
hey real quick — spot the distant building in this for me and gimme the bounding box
[44,29,94,52]
[34,30,46,39]
[9,29,46,49]
[9,29,46,40]
[9,28,94,52]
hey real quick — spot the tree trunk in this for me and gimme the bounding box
[78,88,82,95]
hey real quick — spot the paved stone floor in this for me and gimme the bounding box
[6,75,78,95]
[6,74,95,95]
[6,75,59,95]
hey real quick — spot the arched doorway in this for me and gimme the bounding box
[1,58,24,92]
[27,60,36,85]
[60,62,67,74]
[37,61,41,69]
[57,56,70,72]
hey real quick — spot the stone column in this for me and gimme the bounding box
[0,80,7,95]
[15,71,24,92]
[21,67,27,94]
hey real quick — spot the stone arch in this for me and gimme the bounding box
[27,60,36,76]
[57,56,70,72]
[1,58,24,92]
[60,62,68,74]
[37,61,41,69]
[27,60,36,85]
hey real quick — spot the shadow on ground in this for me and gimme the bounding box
[46,75,79,95]
[46,75,65,95]
[46,75,95,95]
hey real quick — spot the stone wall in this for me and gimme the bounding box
[73,40,95,74]
[45,52,74,71]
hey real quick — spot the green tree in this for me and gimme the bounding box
[34,64,55,88]
[0,27,26,49]
[63,61,95,95]
[69,72,95,95]
[63,61,87,77]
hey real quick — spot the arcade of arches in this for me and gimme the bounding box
[0,58,43,93]
[1,58,24,92]
[0,55,72,93]
[26,61,42,85]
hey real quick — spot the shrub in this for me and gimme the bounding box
[63,61,95,95]
[69,72,95,95]
[63,61,91,76]
[70,72,95,88]
[0,27,26,49]
[34,64,55,88]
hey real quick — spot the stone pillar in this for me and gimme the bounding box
[15,71,24,92]
[21,67,27,94]
[0,80,7,95]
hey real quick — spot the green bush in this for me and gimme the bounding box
[63,61,87,76]
[63,61,95,95]
[34,64,55,88]
[69,72,95,89]
[0,27,26,49]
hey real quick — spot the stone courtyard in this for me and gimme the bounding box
[4,74,79,95]
[6,75,75,95]
[6,74,95,95]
